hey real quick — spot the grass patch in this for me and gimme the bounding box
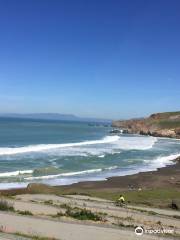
[82,188,180,208]
[0,199,14,211]
[51,211,65,218]
[59,203,71,209]
[17,210,33,216]
[113,222,135,229]
[158,120,180,129]
[44,200,53,205]
[121,189,180,208]
[30,185,180,209]
[173,215,180,219]
[1,183,180,209]
[147,211,157,215]
[52,204,102,221]
[66,208,102,221]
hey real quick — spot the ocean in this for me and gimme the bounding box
[0,117,179,189]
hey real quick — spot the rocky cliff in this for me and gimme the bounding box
[112,111,180,138]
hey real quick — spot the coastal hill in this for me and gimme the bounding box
[112,111,180,138]
[0,113,111,123]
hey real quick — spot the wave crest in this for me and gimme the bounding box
[0,170,33,178]
[0,135,157,156]
[0,135,120,156]
[25,166,118,180]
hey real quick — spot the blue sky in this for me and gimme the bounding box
[0,0,179,119]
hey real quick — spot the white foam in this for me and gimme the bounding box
[25,165,119,181]
[0,135,157,158]
[0,182,28,190]
[150,153,180,168]
[157,137,180,141]
[0,170,33,178]
[0,135,120,156]
[25,168,103,180]
[24,154,180,182]
[113,136,157,150]
[105,166,118,170]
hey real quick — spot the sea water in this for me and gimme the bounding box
[0,117,179,189]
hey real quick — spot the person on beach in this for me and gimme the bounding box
[118,195,125,204]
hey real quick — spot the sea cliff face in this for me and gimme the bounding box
[112,112,180,139]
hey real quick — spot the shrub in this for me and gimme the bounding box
[173,215,180,219]
[66,208,102,221]
[59,203,71,210]
[17,210,33,215]
[44,200,53,205]
[0,199,14,211]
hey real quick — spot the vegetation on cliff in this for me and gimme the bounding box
[112,111,180,138]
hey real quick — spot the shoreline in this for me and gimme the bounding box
[1,156,180,195]
[59,156,180,191]
[0,151,179,191]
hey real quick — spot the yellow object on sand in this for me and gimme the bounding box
[118,196,125,202]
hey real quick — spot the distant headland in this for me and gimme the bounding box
[0,113,111,123]
[112,111,180,139]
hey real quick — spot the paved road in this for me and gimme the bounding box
[0,212,168,240]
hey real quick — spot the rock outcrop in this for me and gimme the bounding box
[112,111,180,139]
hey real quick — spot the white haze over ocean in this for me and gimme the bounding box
[0,118,179,189]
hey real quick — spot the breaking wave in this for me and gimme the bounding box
[25,166,119,180]
[0,170,33,178]
[0,135,157,156]
[113,136,157,150]
[0,136,120,155]
[147,153,180,169]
